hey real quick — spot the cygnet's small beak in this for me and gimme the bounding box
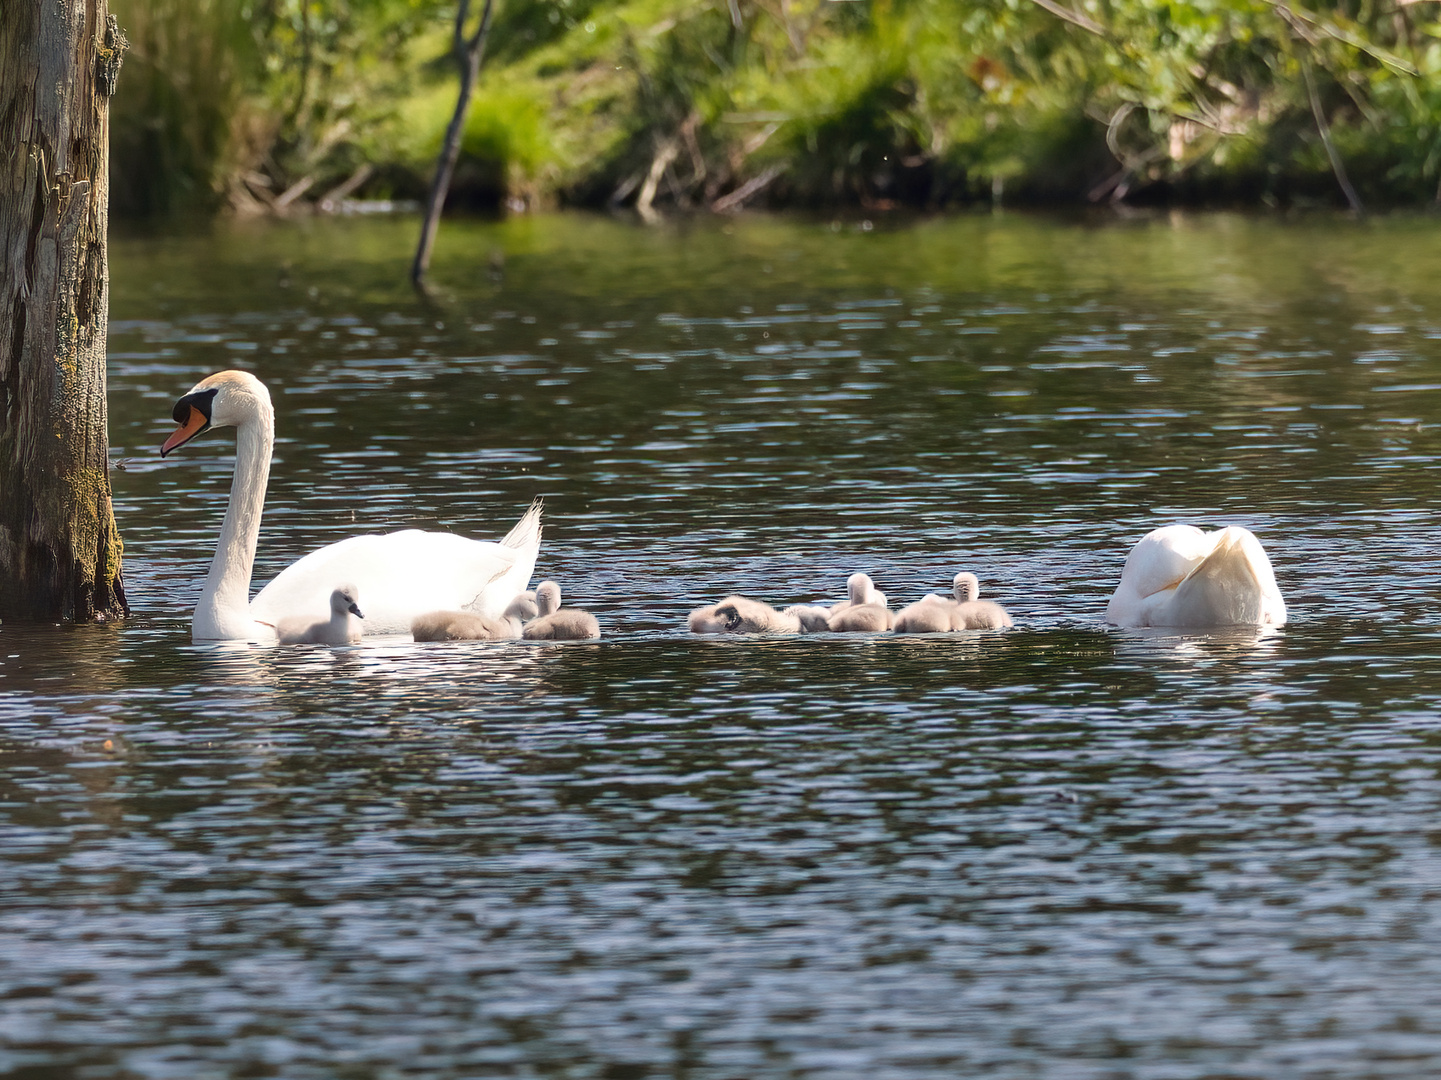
[348,602,364,619]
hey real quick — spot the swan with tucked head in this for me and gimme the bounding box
[412,592,539,642]
[275,585,364,644]
[1106,524,1286,628]
[523,580,601,640]
[161,370,542,641]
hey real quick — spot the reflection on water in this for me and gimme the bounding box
[6,212,1441,1077]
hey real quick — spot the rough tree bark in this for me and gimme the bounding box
[0,0,128,623]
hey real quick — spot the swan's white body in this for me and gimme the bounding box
[163,370,542,642]
[1106,525,1286,628]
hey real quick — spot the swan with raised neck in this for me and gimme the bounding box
[161,369,542,642]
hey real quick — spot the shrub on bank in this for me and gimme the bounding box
[108,0,1441,217]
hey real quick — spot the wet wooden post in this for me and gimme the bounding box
[0,1,128,622]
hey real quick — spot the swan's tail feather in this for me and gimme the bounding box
[501,497,543,551]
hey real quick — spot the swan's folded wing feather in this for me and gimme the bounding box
[250,528,540,635]
[1110,525,1287,628]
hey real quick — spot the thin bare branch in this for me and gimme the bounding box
[1269,2,1419,75]
[412,0,497,291]
[1027,0,1107,38]
[1301,59,1363,214]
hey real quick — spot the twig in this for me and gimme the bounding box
[272,175,315,211]
[1301,59,1363,214]
[1027,0,1107,37]
[412,0,496,291]
[711,164,786,214]
[636,139,681,223]
[317,163,375,213]
[1268,1,1418,76]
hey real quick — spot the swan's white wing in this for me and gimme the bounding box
[1169,526,1287,627]
[1106,525,1212,626]
[249,502,543,635]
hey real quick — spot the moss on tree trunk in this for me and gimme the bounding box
[0,1,127,623]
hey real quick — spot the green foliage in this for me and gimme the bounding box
[110,0,255,215]
[110,0,1441,217]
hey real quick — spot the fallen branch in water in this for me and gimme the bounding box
[317,164,375,213]
[412,0,496,292]
[711,164,786,214]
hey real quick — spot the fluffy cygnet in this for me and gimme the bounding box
[890,597,953,634]
[825,572,886,618]
[948,572,1013,629]
[783,604,833,633]
[523,580,601,640]
[411,591,539,642]
[893,572,1013,633]
[825,572,893,632]
[688,595,802,633]
[827,601,894,632]
[276,585,364,644]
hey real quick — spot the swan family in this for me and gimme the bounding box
[161,370,542,641]
[162,371,1289,644]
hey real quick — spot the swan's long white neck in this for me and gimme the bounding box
[193,407,273,640]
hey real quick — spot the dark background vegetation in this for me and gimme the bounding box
[108,0,1441,219]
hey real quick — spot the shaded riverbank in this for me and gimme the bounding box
[109,0,1441,220]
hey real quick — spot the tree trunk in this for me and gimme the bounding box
[0,1,128,623]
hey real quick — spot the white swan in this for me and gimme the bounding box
[523,580,601,640]
[161,370,542,641]
[276,585,364,644]
[1106,524,1286,628]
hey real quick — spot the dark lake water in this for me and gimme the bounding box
[6,210,1441,1078]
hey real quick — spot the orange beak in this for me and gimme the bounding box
[161,405,209,457]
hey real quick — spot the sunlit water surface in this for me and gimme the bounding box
[6,212,1441,1078]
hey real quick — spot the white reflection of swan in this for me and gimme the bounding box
[1106,525,1286,629]
[161,370,541,642]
